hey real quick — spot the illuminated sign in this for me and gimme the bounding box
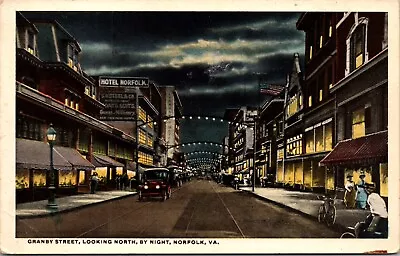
[99,76,149,88]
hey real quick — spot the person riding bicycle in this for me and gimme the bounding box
[358,183,388,238]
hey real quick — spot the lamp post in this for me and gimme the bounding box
[46,123,58,209]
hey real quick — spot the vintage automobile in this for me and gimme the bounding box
[137,168,171,201]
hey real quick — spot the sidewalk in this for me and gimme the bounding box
[240,187,370,232]
[16,190,137,218]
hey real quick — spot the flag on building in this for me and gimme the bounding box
[259,84,284,96]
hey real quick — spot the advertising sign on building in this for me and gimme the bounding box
[98,77,149,121]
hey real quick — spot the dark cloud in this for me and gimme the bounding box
[21,11,305,146]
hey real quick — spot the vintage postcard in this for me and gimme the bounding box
[0,0,399,254]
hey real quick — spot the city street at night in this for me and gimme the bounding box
[16,179,339,238]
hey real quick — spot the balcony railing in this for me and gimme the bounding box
[16,81,135,143]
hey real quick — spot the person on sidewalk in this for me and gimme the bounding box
[356,173,368,209]
[90,172,99,194]
[344,174,356,208]
[359,183,388,238]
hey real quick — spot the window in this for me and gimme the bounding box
[309,46,313,60]
[305,119,333,153]
[327,65,333,89]
[139,107,146,122]
[139,130,146,145]
[16,169,30,189]
[319,89,323,102]
[352,108,366,139]
[27,31,35,55]
[59,170,77,187]
[33,170,47,187]
[147,135,153,147]
[350,24,366,71]
[308,96,312,107]
[68,44,79,72]
[148,116,153,128]
[286,135,303,157]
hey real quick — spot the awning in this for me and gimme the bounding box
[16,138,72,170]
[320,131,388,166]
[54,146,94,171]
[91,154,124,167]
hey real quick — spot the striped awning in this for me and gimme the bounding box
[16,138,72,170]
[320,131,388,166]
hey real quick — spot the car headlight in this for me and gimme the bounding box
[144,185,148,189]
[156,185,160,189]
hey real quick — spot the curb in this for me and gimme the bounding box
[240,189,348,234]
[16,192,137,219]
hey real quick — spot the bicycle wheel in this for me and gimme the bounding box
[326,205,336,226]
[340,232,355,238]
[317,205,325,223]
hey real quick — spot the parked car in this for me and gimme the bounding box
[137,168,171,201]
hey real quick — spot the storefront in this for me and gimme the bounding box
[91,154,125,190]
[320,130,388,199]
[16,139,72,203]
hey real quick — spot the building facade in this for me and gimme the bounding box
[16,13,137,202]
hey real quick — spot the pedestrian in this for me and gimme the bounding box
[121,173,129,190]
[344,174,356,208]
[359,183,388,238]
[356,172,368,209]
[90,172,99,194]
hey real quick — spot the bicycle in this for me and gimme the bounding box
[317,188,343,226]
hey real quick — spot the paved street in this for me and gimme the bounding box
[17,179,339,238]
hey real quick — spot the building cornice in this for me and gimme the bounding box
[330,48,388,93]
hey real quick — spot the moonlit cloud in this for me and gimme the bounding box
[178,82,255,96]
[209,18,300,33]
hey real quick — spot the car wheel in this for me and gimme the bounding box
[162,191,167,201]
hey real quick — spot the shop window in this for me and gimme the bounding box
[16,169,30,189]
[147,135,153,147]
[350,24,366,71]
[324,123,333,150]
[352,108,365,139]
[78,171,86,185]
[94,168,107,184]
[59,170,77,187]
[277,148,284,160]
[380,163,388,197]
[315,125,324,152]
[33,170,47,187]
[305,129,314,153]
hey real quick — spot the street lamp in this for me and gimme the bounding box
[46,123,58,209]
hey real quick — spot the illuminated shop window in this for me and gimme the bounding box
[148,116,153,128]
[16,169,30,189]
[59,170,77,187]
[33,170,47,187]
[94,168,107,184]
[286,135,303,157]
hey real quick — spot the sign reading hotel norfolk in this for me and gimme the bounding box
[99,76,149,87]
[98,76,149,121]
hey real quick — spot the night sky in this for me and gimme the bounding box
[22,11,305,161]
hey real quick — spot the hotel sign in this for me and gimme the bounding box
[98,76,149,121]
[99,76,149,87]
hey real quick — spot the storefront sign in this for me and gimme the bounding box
[99,76,149,88]
[99,86,137,121]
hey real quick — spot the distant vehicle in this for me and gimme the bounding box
[137,168,171,201]
[238,178,252,187]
